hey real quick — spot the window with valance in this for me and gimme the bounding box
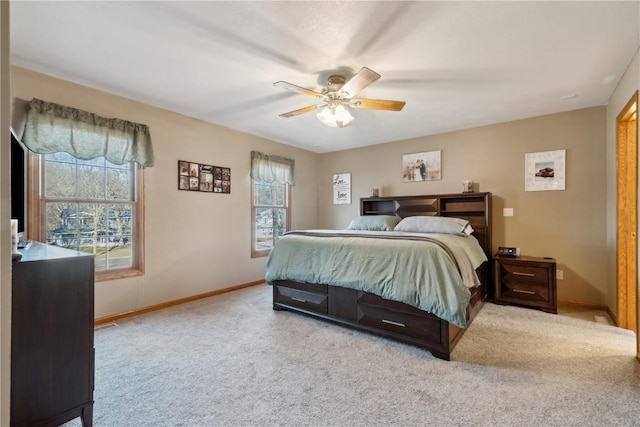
[250,151,294,257]
[17,98,154,279]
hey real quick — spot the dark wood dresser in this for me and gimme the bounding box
[493,255,557,314]
[11,242,95,427]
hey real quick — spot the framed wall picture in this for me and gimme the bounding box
[178,160,231,193]
[525,149,566,191]
[402,150,441,182]
[333,173,351,204]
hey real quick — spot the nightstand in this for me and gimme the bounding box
[493,255,557,314]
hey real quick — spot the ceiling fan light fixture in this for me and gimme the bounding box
[317,104,354,128]
[275,67,403,126]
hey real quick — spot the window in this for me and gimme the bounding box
[251,180,290,258]
[29,152,145,280]
[249,150,294,258]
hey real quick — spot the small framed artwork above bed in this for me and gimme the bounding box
[402,150,441,182]
[267,192,492,361]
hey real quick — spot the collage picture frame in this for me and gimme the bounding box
[178,160,231,193]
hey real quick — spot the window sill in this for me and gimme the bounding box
[251,251,270,259]
[96,268,143,282]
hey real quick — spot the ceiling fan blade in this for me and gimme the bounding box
[279,104,326,118]
[340,67,381,98]
[349,98,406,111]
[273,81,323,98]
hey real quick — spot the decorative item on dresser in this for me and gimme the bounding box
[11,242,95,427]
[269,192,492,360]
[493,255,557,314]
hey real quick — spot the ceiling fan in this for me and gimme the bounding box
[273,67,406,128]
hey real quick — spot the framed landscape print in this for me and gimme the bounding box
[402,150,441,182]
[524,149,566,191]
[178,160,230,193]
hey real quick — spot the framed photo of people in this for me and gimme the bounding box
[402,150,441,182]
[178,160,231,193]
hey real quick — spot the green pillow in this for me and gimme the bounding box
[347,215,401,231]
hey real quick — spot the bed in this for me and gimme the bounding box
[267,192,492,360]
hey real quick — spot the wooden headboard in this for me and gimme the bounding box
[360,192,492,259]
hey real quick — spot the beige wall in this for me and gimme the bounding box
[319,108,607,305]
[10,66,320,319]
[8,63,626,314]
[606,48,640,317]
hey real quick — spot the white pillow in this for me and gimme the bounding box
[394,216,474,236]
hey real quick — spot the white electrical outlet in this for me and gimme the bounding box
[556,269,564,280]
[503,208,514,217]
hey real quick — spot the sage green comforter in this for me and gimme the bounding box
[265,230,487,328]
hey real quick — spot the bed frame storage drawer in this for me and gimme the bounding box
[356,293,442,343]
[274,280,328,314]
[357,303,442,343]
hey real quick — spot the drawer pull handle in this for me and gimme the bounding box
[291,297,307,303]
[382,319,406,327]
[513,289,536,295]
[513,272,535,277]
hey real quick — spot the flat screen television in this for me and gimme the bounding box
[11,131,26,235]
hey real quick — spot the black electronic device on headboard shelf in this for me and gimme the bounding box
[497,246,518,257]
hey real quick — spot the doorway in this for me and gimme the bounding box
[616,91,638,355]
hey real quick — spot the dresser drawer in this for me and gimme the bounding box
[500,263,550,285]
[274,280,328,314]
[499,282,550,304]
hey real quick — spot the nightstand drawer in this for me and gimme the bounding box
[499,282,550,304]
[500,263,549,285]
[493,255,557,314]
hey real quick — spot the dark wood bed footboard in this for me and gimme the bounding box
[273,267,487,360]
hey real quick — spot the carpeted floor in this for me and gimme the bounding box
[72,284,639,426]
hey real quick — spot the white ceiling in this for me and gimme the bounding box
[9,1,640,154]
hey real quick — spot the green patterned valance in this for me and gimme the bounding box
[250,151,295,185]
[21,98,154,167]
